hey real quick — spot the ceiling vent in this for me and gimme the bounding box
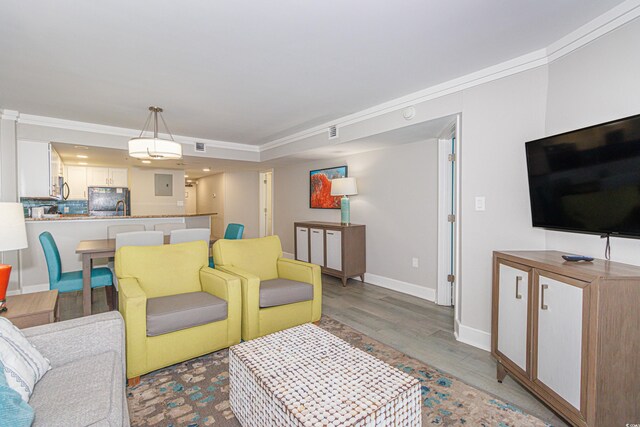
[195,142,206,152]
[328,125,338,140]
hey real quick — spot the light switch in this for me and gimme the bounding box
[475,196,486,211]
[412,258,419,268]
[177,201,184,207]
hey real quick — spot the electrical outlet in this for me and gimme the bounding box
[412,258,419,268]
[63,206,69,213]
[475,196,486,211]
[177,201,184,207]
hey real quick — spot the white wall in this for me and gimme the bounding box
[196,173,225,238]
[543,18,640,264]
[224,171,260,238]
[129,167,185,215]
[274,140,439,295]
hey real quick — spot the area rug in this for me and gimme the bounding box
[127,316,549,426]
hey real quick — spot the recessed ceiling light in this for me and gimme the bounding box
[78,162,88,165]
[74,145,89,150]
[203,168,210,172]
[184,175,189,178]
[141,160,151,164]
[76,154,88,159]
[187,179,193,183]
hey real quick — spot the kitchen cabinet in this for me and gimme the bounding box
[18,141,63,199]
[492,251,640,427]
[64,166,88,199]
[86,167,128,187]
[294,222,365,286]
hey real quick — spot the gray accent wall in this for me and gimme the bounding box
[273,140,439,292]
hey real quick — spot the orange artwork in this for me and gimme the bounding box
[310,166,347,209]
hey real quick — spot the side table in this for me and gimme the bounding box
[1,290,59,328]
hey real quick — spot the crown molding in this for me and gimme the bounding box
[260,0,640,154]
[18,113,260,153]
[0,109,20,121]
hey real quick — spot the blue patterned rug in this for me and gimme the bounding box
[127,316,550,426]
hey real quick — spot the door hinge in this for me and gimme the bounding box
[448,214,456,223]
[448,153,456,162]
[447,274,455,283]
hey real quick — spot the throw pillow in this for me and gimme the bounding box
[0,317,51,402]
[0,359,34,426]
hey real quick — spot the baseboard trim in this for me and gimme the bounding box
[282,251,295,260]
[10,283,51,296]
[363,273,436,302]
[454,319,491,351]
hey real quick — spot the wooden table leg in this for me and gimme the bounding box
[82,253,92,316]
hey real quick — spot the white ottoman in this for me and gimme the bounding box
[229,324,421,426]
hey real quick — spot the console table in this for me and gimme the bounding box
[492,250,640,427]
[294,221,366,286]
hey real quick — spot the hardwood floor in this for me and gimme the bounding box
[60,277,567,426]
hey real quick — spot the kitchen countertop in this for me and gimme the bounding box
[26,212,218,221]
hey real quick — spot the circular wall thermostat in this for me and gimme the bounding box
[402,106,416,120]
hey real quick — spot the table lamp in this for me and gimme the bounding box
[331,177,358,225]
[0,203,28,312]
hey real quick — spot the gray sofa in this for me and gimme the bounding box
[22,311,130,426]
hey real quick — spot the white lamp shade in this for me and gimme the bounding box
[128,138,182,160]
[331,177,358,196]
[0,203,28,251]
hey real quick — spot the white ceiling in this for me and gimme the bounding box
[0,1,624,145]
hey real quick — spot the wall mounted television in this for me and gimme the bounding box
[525,113,640,239]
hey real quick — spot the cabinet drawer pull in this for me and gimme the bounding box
[327,232,334,235]
[312,230,320,234]
[541,284,549,310]
[515,276,523,299]
[299,229,307,233]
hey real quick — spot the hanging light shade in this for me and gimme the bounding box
[128,106,183,160]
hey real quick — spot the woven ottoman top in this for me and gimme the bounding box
[230,323,420,425]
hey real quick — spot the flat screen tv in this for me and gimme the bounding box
[525,113,640,239]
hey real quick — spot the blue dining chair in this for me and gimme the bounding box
[38,232,115,308]
[209,223,245,268]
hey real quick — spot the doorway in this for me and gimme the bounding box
[259,170,273,237]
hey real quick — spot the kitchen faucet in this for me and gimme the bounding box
[115,200,127,216]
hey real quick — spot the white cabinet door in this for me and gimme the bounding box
[325,230,342,271]
[536,273,584,411]
[296,227,309,262]
[18,140,51,198]
[86,167,110,186]
[310,228,325,266]
[109,168,128,187]
[65,166,88,199]
[497,263,530,372]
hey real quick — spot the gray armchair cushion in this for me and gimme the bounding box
[30,351,122,426]
[259,278,313,308]
[146,291,227,337]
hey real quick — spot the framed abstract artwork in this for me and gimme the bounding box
[309,166,348,209]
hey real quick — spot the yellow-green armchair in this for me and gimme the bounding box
[115,240,241,384]
[212,235,321,341]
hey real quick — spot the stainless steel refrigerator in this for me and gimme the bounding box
[88,187,131,216]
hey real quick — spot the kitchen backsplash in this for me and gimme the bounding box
[21,198,88,217]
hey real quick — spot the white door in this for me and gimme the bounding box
[310,228,324,266]
[65,166,88,199]
[536,273,584,411]
[325,230,342,271]
[87,167,110,186]
[109,168,129,187]
[296,227,309,262]
[497,263,530,372]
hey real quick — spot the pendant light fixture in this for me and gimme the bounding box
[128,106,183,160]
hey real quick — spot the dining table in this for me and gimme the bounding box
[75,236,217,316]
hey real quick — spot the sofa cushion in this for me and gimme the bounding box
[260,278,313,308]
[146,291,227,337]
[30,351,122,426]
